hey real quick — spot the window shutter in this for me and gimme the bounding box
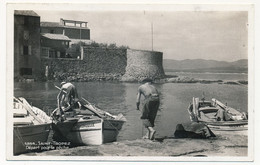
[28,45,32,55]
[24,30,29,40]
[57,51,60,58]
[20,45,23,55]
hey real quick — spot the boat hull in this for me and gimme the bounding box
[53,118,125,145]
[103,119,125,143]
[206,120,248,132]
[53,118,103,145]
[13,123,51,155]
[69,119,103,145]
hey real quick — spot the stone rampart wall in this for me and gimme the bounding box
[82,47,127,74]
[122,49,165,81]
[41,48,164,82]
[41,47,127,81]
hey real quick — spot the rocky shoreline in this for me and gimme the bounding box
[154,76,248,85]
[22,131,248,157]
[17,74,248,86]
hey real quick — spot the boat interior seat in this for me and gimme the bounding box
[198,107,219,113]
[13,117,33,125]
[198,102,212,108]
[13,108,27,117]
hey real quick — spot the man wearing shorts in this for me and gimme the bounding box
[136,78,160,140]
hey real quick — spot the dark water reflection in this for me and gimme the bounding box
[14,81,248,141]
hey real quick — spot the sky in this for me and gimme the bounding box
[35,10,248,61]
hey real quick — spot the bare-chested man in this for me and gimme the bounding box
[56,82,79,117]
[58,82,79,108]
[136,78,160,140]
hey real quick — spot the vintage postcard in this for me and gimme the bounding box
[5,2,255,163]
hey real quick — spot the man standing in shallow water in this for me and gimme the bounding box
[136,78,160,140]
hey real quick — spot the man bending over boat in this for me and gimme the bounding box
[136,78,160,140]
[56,82,80,120]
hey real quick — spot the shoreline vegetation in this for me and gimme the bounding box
[16,74,248,86]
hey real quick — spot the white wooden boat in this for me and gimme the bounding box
[52,99,126,145]
[187,97,248,133]
[13,97,52,155]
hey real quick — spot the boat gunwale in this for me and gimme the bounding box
[203,120,248,126]
[13,122,51,128]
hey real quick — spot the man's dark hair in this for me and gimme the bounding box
[142,78,153,83]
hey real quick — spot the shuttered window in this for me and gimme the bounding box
[28,45,31,55]
[24,30,29,40]
[22,45,31,55]
[20,68,32,75]
[23,46,28,55]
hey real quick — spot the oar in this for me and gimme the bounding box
[54,85,115,119]
[14,97,44,124]
[54,85,66,115]
[83,104,104,118]
[81,97,116,119]
[212,98,243,115]
[81,97,126,120]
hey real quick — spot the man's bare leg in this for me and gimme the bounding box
[148,127,156,140]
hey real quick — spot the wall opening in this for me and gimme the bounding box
[20,68,32,75]
[23,45,31,55]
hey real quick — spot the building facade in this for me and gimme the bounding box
[41,18,90,41]
[14,10,41,80]
[41,33,71,58]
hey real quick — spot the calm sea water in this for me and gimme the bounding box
[14,73,248,141]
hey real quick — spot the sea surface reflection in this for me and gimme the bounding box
[14,81,248,140]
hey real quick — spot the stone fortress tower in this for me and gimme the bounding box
[122,49,165,81]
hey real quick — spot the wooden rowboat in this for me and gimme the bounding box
[13,97,52,155]
[187,97,248,134]
[52,99,126,145]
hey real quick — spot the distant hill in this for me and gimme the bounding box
[163,59,248,73]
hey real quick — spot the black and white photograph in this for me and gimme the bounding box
[2,2,257,163]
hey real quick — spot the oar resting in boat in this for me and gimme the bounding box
[80,98,126,121]
[212,98,248,121]
[14,97,44,124]
[81,97,116,119]
[54,85,115,119]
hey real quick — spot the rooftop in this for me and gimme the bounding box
[70,39,92,45]
[41,21,89,29]
[61,18,88,24]
[14,10,39,17]
[41,33,71,41]
[41,22,62,27]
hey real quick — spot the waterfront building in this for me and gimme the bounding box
[41,33,71,58]
[40,18,91,59]
[41,18,90,44]
[14,10,41,80]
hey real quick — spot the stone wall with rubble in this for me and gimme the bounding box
[41,47,127,81]
[41,48,164,82]
[122,49,165,81]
